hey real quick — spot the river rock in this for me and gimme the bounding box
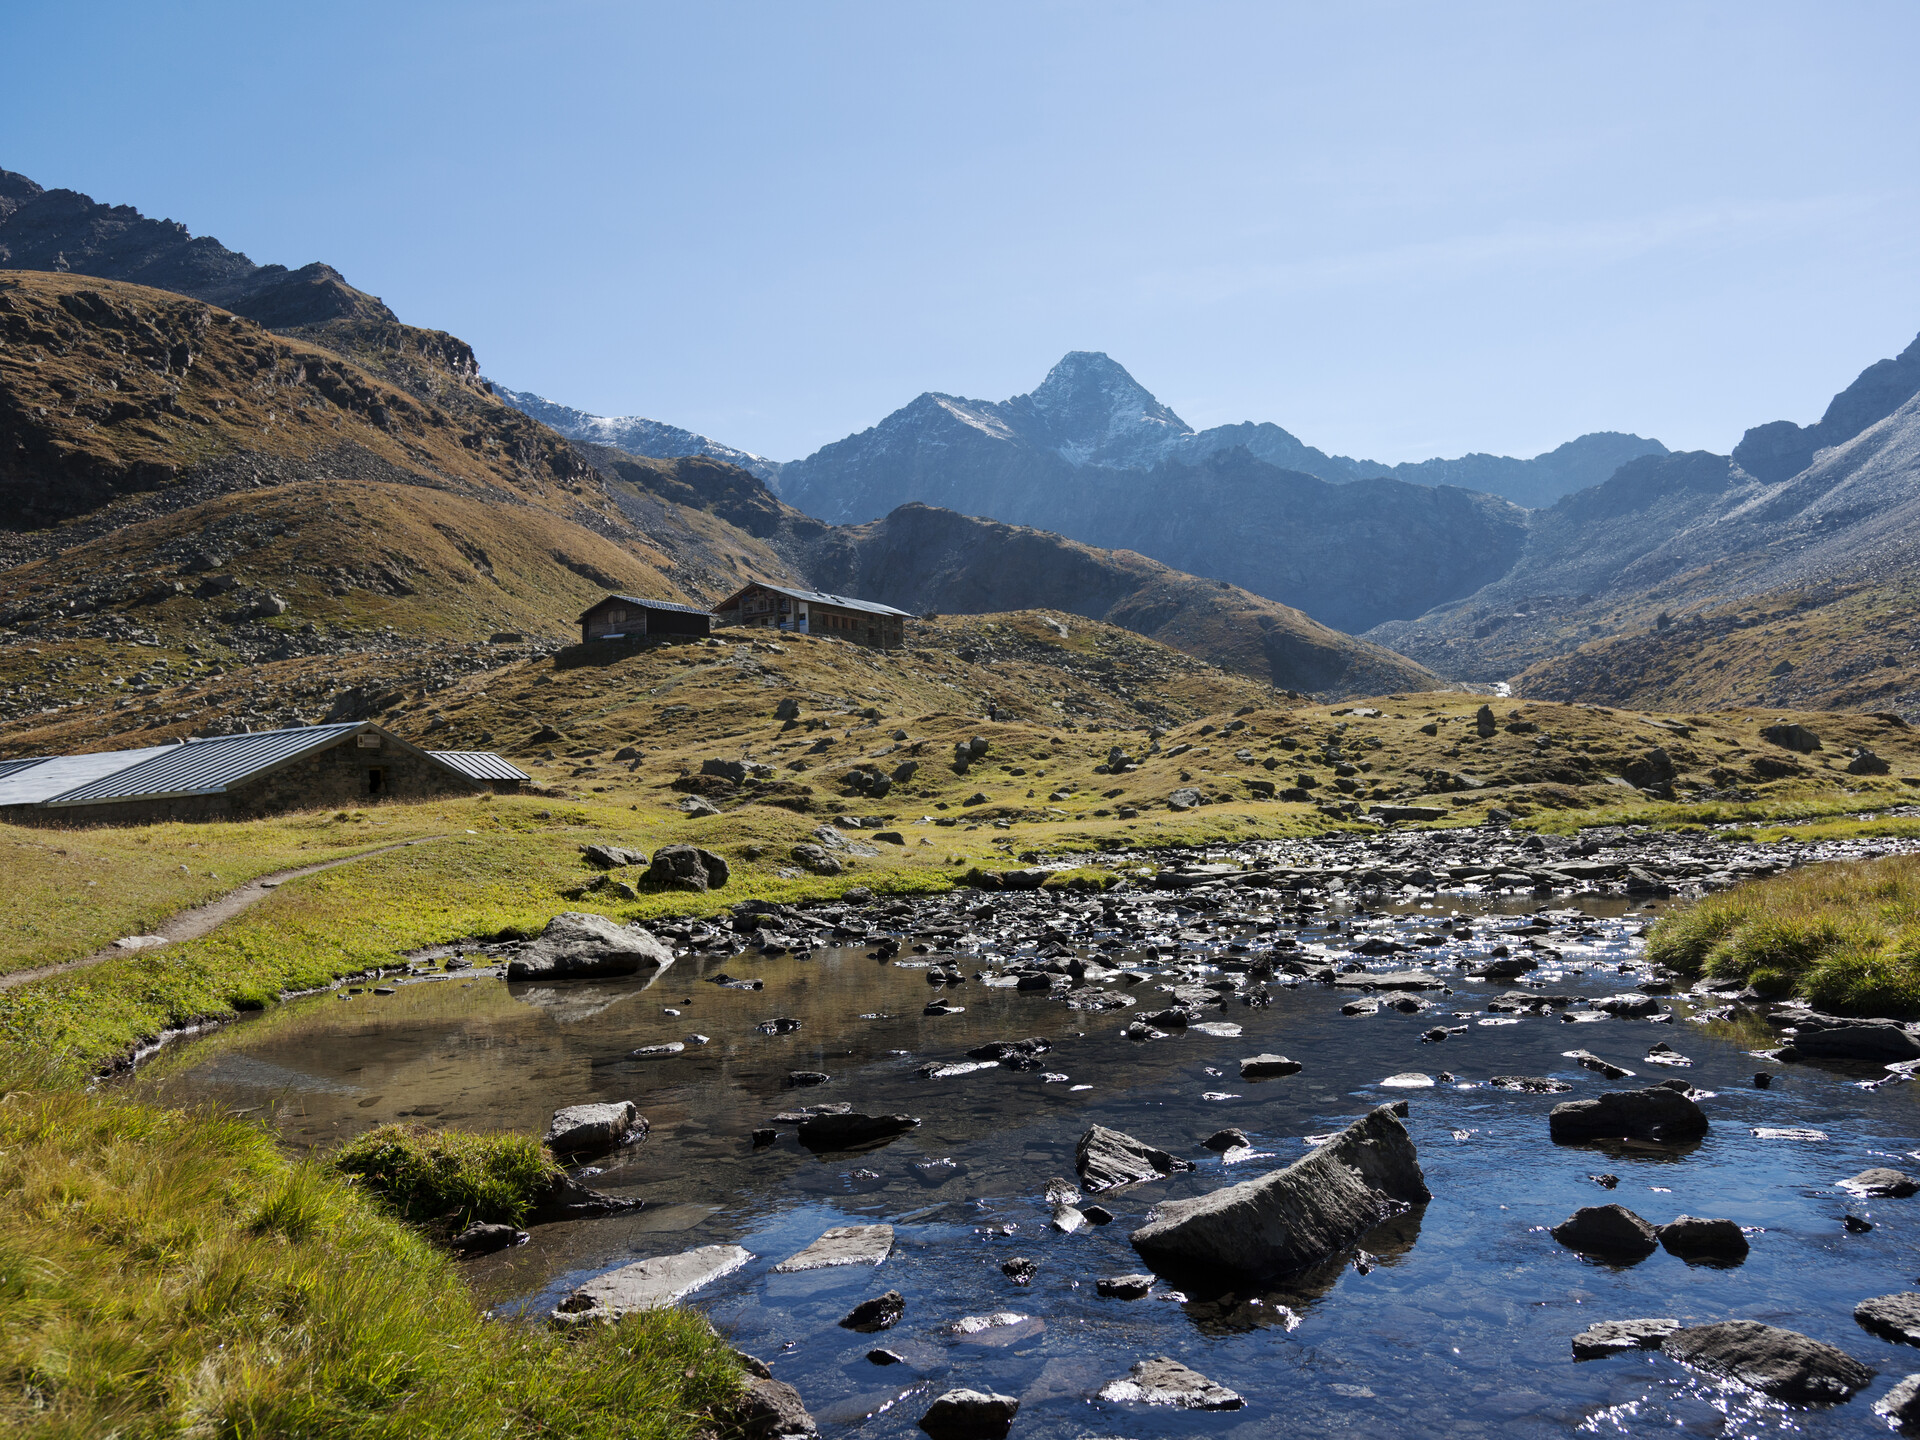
[1564,1050,1634,1079]
[544,1100,647,1156]
[1097,1273,1155,1298]
[1076,1124,1196,1191]
[1842,1167,1920,1197]
[837,1289,906,1332]
[507,912,676,981]
[1789,1013,1920,1062]
[729,1375,818,1439]
[1549,1086,1708,1144]
[1855,1293,1920,1346]
[966,1037,1051,1063]
[1661,1320,1873,1403]
[917,1388,1019,1440]
[1571,1318,1680,1359]
[1659,1215,1749,1263]
[1239,1054,1302,1078]
[643,844,730,892]
[551,1244,752,1323]
[1097,1356,1245,1410]
[1001,1256,1036,1284]
[1550,1204,1659,1259]
[1129,1103,1428,1281]
[796,1113,920,1150]
[1204,1128,1250,1152]
[451,1221,528,1254]
[1598,993,1660,1017]
[774,1224,895,1272]
[1489,1076,1573,1093]
[1875,1374,1920,1425]
[528,1170,645,1223]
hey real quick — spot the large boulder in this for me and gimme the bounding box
[1659,1215,1749,1264]
[506,912,675,981]
[1786,1013,1920,1063]
[1549,1204,1658,1260]
[1760,722,1823,753]
[701,758,748,784]
[644,844,730,892]
[918,1389,1018,1440]
[791,844,844,876]
[1548,1086,1708,1144]
[1128,1103,1428,1281]
[1661,1320,1872,1403]
[1075,1125,1196,1192]
[544,1100,647,1156]
[582,843,648,869]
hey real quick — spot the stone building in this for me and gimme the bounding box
[578,594,714,644]
[0,722,527,826]
[713,582,909,649]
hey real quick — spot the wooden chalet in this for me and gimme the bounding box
[578,594,714,644]
[713,582,909,649]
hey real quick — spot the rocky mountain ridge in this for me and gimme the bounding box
[492,385,783,484]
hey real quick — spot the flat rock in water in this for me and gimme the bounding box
[1332,970,1445,990]
[1549,1204,1658,1259]
[917,1388,1019,1440]
[1096,1273,1155,1299]
[1076,1124,1196,1191]
[1549,1086,1708,1144]
[1855,1292,1920,1346]
[1563,1050,1634,1079]
[1842,1166,1920,1197]
[551,1244,751,1323]
[1489,1076,1573,1093]
[1572,1318,1680,1359]
[1662,1320,1873,1403]
[544,1100,646,1156]
[796,1112,920,1150]
[1876,1374,1920,1426]
[1239,1054,1302,1079]
[507,912,675,981]
[774,1224,895,1272]
[1790,1013,1920,1063]
[1129,1104,1429,1282]
[1097,1356,1245,1410]
[1341,998,1380,1016]
[1659,1215,1749,1263]
[1381,1072,1435,1088]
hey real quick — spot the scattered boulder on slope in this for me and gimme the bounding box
[1128,1103,1428,1281]
[643,843,730,891]
[1662,1320,1872,1403]
[506,912,675,981]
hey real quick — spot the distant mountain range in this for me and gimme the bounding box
[490,386,783,484]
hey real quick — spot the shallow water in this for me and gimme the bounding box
[134,885,1920,1437]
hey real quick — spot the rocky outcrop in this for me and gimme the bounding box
[506,912,675,981]
[1128,1103,1428,1280]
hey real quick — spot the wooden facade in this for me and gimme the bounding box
[578,594,714,644]
[713,582,909,649]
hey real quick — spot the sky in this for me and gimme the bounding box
[7,1,1920,464]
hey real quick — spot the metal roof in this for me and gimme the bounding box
[577,594,715,622]
[717,582,911,619]
[0,746,175,806]
[428,750,531,782]
[44,723,369,805]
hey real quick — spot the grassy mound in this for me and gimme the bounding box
[333,1123,561,1227]
[1648,854,1920,1015]
[0,1081,742,1439]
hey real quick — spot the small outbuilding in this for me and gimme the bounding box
[0,722,528,827]
[714,582,909,649]
[578,595,714,644]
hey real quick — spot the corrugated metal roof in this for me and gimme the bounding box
[718,583,911,619]
[428,750,530,782]
[0,757,51,782]
[577,594,715,622]
[46,723,368,805]
[0,746,176,806]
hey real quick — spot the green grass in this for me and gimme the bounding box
[0,1079,745,1439]
[333,1124,562,1227]
[1648,854,1920,1015]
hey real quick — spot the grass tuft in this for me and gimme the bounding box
[332,1123,562,1227]
[1648,854,1920,1015]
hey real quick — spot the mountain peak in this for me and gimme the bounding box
[1020,350,1191,467]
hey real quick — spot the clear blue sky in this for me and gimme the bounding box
[8,1,1919,464]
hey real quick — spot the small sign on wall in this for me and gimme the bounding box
[357,734,382,749]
